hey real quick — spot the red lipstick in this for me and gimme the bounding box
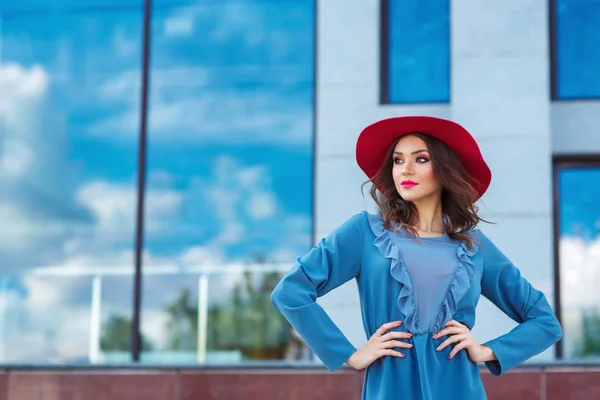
[401,180,418,189]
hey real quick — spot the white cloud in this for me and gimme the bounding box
[163,14,195,37]
[558,235,600,356]
[559,236,600,310]
[141,309,171,348]
[209,2,267,45]
[247,192,277,220]
[162,2,266,44]
[0,138,34,177]
[86,1,312,146]
[0,56,310,362]
[97,69,140,103]
[113,26,139,58]
[177,246,225,266]
[75,180,183,238]
[237,165,278,220]
[0,203,35,250]
[88,84,311,146]
[148,170,179,187]
[0,63,78,256]
[0,63,48,107]
[0,276,93,362]
[0,63,49,180]
[0,157,307,361]
[202,156,283,245]
[95,67,210,106]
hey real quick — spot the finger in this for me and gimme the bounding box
[448,342,467,359]
[436,335,461,351]
[380,349,405,358]
[445,319,464,328]
[376,321,402,336]
[380,331,413,341]
[433,327,465,339]
[382,340,414,349]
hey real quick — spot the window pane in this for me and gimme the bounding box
[0,4,142,363]
[558,166,600,359]
[0,0,141,12]
[386,0,450,103]
[555,0,600,99]
[140,0,314,364]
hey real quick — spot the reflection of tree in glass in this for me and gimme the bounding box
[162,257,304,360]
[100,314,154,351]
[164,289,198,351]
[574,308,600,357]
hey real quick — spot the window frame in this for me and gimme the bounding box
[550,0,600,101]
[552,154,600,358]
[379,0,451,105]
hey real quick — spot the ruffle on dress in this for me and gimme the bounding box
[367,213,479,333]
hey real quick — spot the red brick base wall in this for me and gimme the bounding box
[0,367,598,399]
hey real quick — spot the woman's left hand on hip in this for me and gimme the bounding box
[433,319,489,362]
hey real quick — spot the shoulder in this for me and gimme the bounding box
[357,211,392,238]
[466,227,494,245]
[329,211,370,239]
[339,210,370,228]
[468,228,511,263]
[467,228,486,242]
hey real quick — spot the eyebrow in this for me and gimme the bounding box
[393,149,429,155]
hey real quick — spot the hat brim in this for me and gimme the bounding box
[356,116,491,198]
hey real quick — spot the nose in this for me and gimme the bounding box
[401,160,414,176]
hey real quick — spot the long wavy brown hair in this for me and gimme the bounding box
[362,132,487,249]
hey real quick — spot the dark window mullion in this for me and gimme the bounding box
[132,0,152,363]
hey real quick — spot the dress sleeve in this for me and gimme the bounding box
[478,231,563,376]
[270,212,366,372]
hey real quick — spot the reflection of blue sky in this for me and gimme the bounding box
[559,167,600,241]
[558,166,600,359]
[556,0,600,99]
[0,0,314,362]
[144,1,314,261]
[388,0,449,103]
[1,0,313,261]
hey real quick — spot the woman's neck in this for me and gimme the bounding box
[412,197,445,234]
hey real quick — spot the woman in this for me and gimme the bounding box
[270,116,562,399]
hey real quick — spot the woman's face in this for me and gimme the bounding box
[391,135,442,202]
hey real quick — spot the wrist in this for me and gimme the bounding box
[346,351,358,369]
[479,345,496,362]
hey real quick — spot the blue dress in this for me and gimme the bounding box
[270,211,562,400]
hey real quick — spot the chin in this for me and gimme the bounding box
[396,188,420,202]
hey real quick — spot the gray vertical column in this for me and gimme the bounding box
[450,0,556,361]
[315,0,451,360]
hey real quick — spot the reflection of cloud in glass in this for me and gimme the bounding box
[559,167,600,357]
[0,63,94,263]
[88,67,312,146]
[139,0,314,361]
[0,0,314,363]
[559,167,600,240]
[560,237,600,309]
[89,0,313,146]
[559,236,600,357]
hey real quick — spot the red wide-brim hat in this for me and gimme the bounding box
[356,116,491,198]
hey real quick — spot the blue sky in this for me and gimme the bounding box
[1,0,314,262]
[388,0,449,103]
[0,0,314,361]
[3,0,598,364]
[556,0,600,99]
[558,167,600,242]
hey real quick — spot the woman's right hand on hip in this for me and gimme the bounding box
[346,320,413,370]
